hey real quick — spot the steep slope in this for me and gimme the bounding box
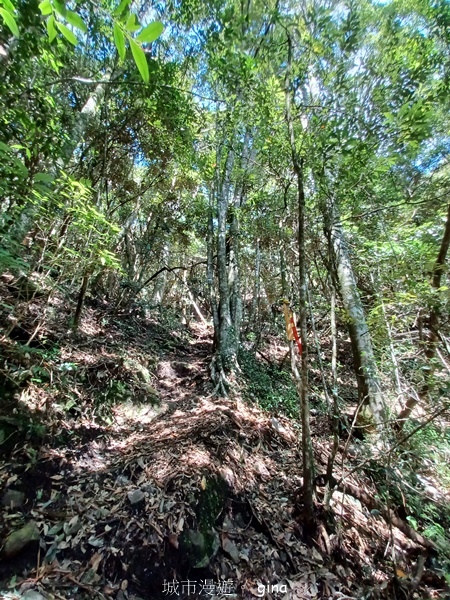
[0,289,447,600]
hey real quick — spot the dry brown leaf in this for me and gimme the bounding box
[177,516,185,532]
[90,552,103,572]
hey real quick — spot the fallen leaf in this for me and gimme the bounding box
[90,552,103,572]
[221,534,239,563]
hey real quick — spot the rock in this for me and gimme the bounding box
[186,529,209,568]
[128,489,145,505]
[115,475,130,487]
[2,489,25,508]
[181,528,220,569]
[124,358,152,383]
[2,521,40,558]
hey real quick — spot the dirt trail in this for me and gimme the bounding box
[0,317,442,600]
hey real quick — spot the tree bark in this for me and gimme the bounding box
[213,137,237,392]
[427,201,450,357]
[248,239,261,333]
[324,204,386,432]
[284,34,315,536]
[207,199,220,351]
[72,272,90,332]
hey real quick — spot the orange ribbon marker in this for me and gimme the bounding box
[282,299,302,355]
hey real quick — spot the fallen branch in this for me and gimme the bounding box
[335,480,436,551]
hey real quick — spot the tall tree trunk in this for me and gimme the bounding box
[284,34,315,536]
[207,199,220,351]
[229,208,242,344]
[214,141,237,391]
[212,123,252,392]
[228,129,252,347]
[324,203,386,432]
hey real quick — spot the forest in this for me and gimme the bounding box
[0,0,450,598]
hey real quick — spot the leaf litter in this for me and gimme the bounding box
[0,293,447,599]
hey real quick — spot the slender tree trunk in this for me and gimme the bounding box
[324,204,386,431]
[427,201,450,357]
[228,130,252,348]
[248,239,261,332]
[207,199,219,350]
[215,141,237,389]
[229,209,243,344]
[150,244,170,307]
[73,272,90,332]
[284,34,315,535]
[326,285,340,494]
[212,122,252,391]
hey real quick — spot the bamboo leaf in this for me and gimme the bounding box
[113,0,131,17]
[65,10,87,33]
[129,37,148,83]
[136,21,163,44]
[2,0,16,12]
[125,13,140,32]
[0,141,11,153]
[53,0,66,17]
[113,23,126,61]
[38,0,52,15]
[47,14,57,41]
[56,20,78,46]
[0,8,19,36]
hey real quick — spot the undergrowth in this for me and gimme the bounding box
[238,348,299,417]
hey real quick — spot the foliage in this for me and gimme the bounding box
[239,349,299,417]
[1,0,450,587]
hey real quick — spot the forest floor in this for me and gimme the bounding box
[0,285,449,599]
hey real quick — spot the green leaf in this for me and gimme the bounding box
[34,173,54,183]
[56,20,78,45]
[12,157,28,177]
[113,22,126,61]
[0,141,11,153]
[0,8,19,36]
[53,0,66,17]
[125,13,140,32]
[1,0,15,12]
[136,21,163,43]
[38,0,52,15]
[129,37,148,83]
[47,14,57,41]
[65,9,87,33]
[113,0,131,17]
